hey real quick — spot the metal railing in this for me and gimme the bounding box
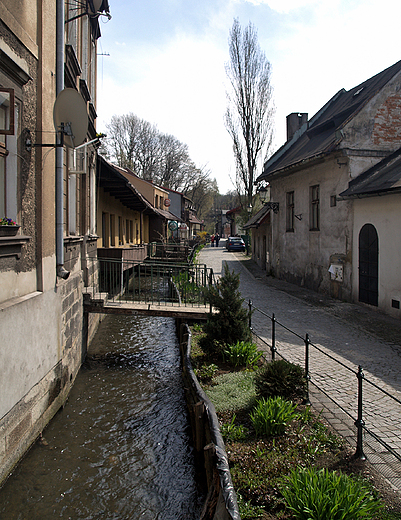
[145,242,198,263]
[87,257,216,308]
[248,300,401,463]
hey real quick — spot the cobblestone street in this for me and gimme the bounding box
[199,241,401,496]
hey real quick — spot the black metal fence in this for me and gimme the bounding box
[86,256,216,308]
[248,300,401,464]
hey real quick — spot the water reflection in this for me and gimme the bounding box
[0,315,204,519]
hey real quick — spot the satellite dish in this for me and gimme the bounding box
[53,88,88,148]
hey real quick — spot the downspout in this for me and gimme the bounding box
[56,0,70,279]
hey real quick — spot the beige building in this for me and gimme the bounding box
[254,61,401,317]
[0,0,109,484]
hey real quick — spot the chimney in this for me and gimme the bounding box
[286,113,308,141]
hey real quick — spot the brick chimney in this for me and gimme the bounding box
[286,113,308,141]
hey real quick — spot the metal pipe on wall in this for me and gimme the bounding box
[56,0,69,279]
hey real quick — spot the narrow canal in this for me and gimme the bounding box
[0,315,205,519]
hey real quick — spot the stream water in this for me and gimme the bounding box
[0,315,204,519]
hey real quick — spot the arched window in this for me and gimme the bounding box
[359,224,378,306]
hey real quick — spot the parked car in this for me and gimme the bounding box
[226,236,246,252]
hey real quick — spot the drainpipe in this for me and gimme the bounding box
[56,0,70,279]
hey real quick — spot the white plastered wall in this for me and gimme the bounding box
[352,194,401,318]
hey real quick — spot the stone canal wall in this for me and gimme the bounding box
[177,321,240,520]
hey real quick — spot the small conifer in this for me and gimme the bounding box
[200,263,251,357]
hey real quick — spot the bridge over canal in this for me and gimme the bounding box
[83,257,216,320]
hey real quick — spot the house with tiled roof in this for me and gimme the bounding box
[338,147,401,315]
[254,60,401,316]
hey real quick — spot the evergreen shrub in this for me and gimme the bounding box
[255,359,306,400]
[200,262,251,357]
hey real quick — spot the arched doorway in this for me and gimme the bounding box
[359,223,378,306]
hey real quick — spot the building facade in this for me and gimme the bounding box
[0,0,109,484]
[255,61,401,314]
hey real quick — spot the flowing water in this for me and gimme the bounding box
[0,315,205,519]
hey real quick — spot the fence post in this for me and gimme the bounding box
[355,365,366,460]
[303,333,311,405]
[209,268,213,314]
[248,299,252,331]
[271,313,276,361]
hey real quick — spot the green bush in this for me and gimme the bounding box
[200,263,252,357]
[281,467,383,520]
[224,341,263,369]
[250,396,298,437]
[255,359,306,400]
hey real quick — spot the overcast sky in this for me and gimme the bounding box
[96,0,401,194]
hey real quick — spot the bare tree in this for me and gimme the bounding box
[225,18,275,209]
[103,112,218,207]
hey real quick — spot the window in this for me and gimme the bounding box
[310,185,320,231]
[286,191,294,232]
[118,216,123,245]
[102,212,109,247]
[126,219,130,242]
[0,89,15,136]
[110,214,115,246]
[0,92,18,220]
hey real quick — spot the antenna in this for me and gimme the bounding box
[53,88,88,148]
[25,88,88,151]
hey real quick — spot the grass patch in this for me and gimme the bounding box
[205,371,257,412]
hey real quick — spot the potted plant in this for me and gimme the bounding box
[0,217,20,236]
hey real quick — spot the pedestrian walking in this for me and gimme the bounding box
[211,234,215,247]
[215,233,220,247]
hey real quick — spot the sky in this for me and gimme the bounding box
[95,0,401,194]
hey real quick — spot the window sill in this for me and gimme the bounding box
[0,235,30,258]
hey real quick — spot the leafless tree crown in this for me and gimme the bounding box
[225,18,275,209]
[103,112,217,217]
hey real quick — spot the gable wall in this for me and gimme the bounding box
[269,156,353,299]
[341,71,401,178]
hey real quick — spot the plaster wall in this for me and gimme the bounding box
[0,269,37,303]
[37,0,57,261]
[96,188,145,246]
[0,0,38,57]
[0,289,61,420]
[352,194,401,318]
[251,221,270,271]
[270,157,353,299]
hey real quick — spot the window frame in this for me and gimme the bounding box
[310,184,320,231]
[0,88,15,136]
[286,190,294,232]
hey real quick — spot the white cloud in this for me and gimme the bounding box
[241,0,320,13]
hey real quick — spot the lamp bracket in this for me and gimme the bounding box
[265,202,279,214]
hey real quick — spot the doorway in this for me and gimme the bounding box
[358,223,378,306]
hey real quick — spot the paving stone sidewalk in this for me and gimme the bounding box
[199,242,401,496]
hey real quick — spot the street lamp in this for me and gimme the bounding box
[258,185,279,213]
